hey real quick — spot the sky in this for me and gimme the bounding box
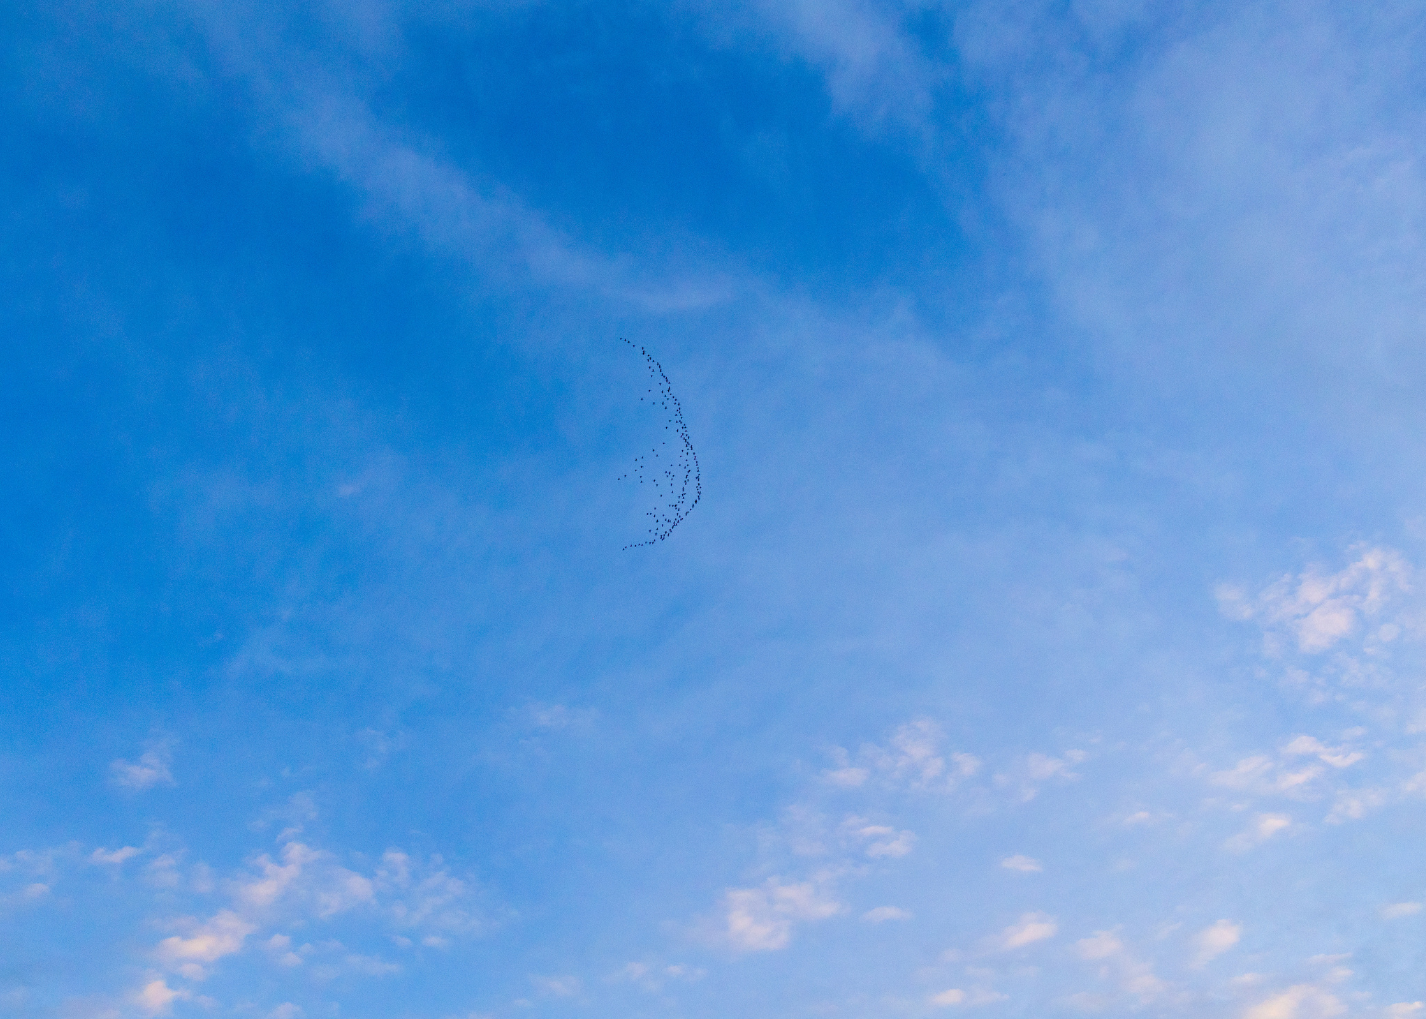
[3,1,1426,1017]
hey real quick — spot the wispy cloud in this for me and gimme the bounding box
[861,905,911,923]
[721,878,841,951]
[1224,813,1292,853]
[999,854,1042,873]
[988,912,1057,952]
[109,741,176,791]
[1190,919,1241,967]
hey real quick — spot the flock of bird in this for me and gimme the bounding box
[619,338,701,549]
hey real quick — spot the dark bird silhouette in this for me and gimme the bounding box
[621,338,701,549]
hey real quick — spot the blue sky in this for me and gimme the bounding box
[3,2,1426,1017]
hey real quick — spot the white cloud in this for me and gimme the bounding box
[1242,983,1346,1019]
[1224,813,1291,853]
[90,846,141,866]
[1191,920,1241,967]
[607,961,705,992]
[1221,549,1410,655]
[1326,787,1388,824]
[861,906,912,923]
[1073,931,1165,1004]
[930,984,1008,1008]
[991,912,1057,951]
[693,0,938,131]
[1386,1004,1424,1018]
[264,933,307,967]
[841,817,916,858]
[137,837,479,988]
[377,850,482,935]
[109,747,175,791]
[1281,736,1364,769]
[156,910,256,975]
[1000,855,1042,873]
[1382,902,1422,919]
[723,878,841,951]
[823,765,869,787]
[133,979,189,1016]
[835,720,980,793]
[996,751,1086,802]
[342,952,401,976]
[233,842,375,918]
[1076,931,1123,961]
[268,1005,303,1019]
[879,719,954,786]
[1210,756,1324,797]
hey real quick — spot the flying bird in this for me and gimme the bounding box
[619,338,701,549]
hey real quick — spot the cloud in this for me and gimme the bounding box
[1073,931,1166,1004]
[823,764,870,788]
[1382,902,1422,919]
[841,817,916,858]
[834,719,981,793]
[1191,920,1240,967]
[137,837,480,988]
[608,961,705,992]
[1386,1005,1424,1018]
[1210,756,1324,797]
[1224,814,1291,853]
[133,980,189,1017]
[1281,736,1364,769]
[233,842,374,918]
[995,751,1087,802]
[342,953,401,977]
[723,878,841,951]
[692,0,939,132]
[525,703,597,731]
[89,846,141,866]
[929,986,1008,1008]
[1221,548,1410,654]
[861,906,912,923]
[1242,984,1346,1019]
[109,746,175,791]
[156,910,256,976]
[264,934,307,967]
[377,851,482,935]
[991,912,1057,951]
[1076,931,1123,961]
[1326,787,1388,824]
[268,1006,303,1019]
[1000,855,1042,872]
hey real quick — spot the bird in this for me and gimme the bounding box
[621,337,701,549]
